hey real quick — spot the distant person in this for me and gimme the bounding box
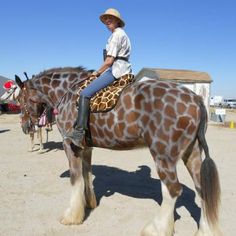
[72,8,132,148]
[45,107,54,131]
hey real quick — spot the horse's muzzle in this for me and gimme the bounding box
[21,121,32,134]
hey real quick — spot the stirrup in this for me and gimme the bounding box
[69,129,85,149]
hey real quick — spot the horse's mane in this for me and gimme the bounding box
[33,66,93,79]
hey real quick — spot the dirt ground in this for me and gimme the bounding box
[0,112,236,236]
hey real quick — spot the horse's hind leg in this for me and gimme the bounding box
[182,140,201,198]
[141,157,182,236]
[82,147,97,209]
[60,140,86,225]
[29,131,34,152]
[183,141,222,236]
[38,127,44,151]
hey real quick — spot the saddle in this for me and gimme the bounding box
[77,73,134,112]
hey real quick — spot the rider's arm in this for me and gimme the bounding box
[92,56,115,77]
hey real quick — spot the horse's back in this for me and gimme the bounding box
[90,78,203,149]
[121,78,202,116]
[117,78,203,156]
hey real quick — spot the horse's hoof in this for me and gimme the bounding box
[59,208,84,225]
[59,215,83,225]
[194,229,222,236]
[141,221,174,236]
[59,217,83,225]
[141,223,156,236]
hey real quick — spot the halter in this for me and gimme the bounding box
[21,87,32,116]
[21,85,54,131]
[20,87,40,126]
[18,70,92,130]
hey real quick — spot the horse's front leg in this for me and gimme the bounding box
[29,131,34,152]
[37,127,44,151]
[82,147,97,209]
[60,140,86,225]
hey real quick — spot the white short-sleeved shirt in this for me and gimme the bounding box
[106,27,132,78]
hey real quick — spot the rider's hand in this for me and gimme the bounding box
[91,71,100,77]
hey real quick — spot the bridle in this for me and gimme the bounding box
[20,86,47,127]
[18,70,93,125]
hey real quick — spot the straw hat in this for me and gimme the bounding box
[100,8,125,27]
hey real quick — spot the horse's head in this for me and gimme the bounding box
[15,75,45,134]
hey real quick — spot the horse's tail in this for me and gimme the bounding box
[198,99,221,227]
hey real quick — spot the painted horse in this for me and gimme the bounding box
[0,79,55,152]
[0,80,46,151]
[15,67,221,236]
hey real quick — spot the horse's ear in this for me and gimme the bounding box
[23,72,29,80]
[15,75,24,89]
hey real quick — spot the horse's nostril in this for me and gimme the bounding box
[21,121,32,134]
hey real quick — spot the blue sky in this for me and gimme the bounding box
[1,0,235,98]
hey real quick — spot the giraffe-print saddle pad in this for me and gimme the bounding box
[77,73,134,113]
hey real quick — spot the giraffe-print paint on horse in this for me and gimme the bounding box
[15,67,221,236]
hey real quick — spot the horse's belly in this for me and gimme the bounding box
[90,111,143,149]
[93,136,146,150]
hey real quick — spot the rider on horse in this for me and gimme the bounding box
[72,8,132,148]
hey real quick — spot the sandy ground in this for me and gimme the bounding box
[0,112,236,236]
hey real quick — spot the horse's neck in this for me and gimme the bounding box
[34,70,87,108]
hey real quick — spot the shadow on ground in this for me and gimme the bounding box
[0,129,10,134]
[41,141,63,153]
[60,164,200,225]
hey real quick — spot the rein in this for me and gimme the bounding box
[21,88,32,117]
[20,72,92,130]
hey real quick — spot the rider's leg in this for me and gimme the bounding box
[71,68,115,148]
